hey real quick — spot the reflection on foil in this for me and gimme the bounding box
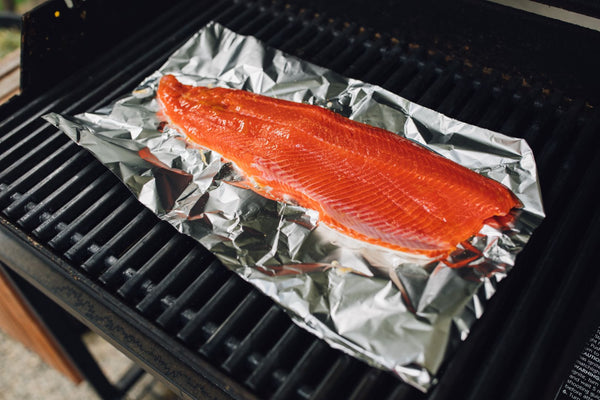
[43,22,544,392]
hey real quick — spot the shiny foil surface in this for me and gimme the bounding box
[44,22,544,392]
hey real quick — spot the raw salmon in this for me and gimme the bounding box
[157,74,521,257]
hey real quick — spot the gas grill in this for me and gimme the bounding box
[2,0,600,399]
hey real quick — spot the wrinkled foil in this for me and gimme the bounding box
[44,22,544,392]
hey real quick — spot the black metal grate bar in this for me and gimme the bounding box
[30,172,114,240]
[360,48,402,86]
[346,369,386,400]
[460,144,600,400]
[522,92,563,148]
[543,113,600,213]
[134,245,212,316]
[0,130,71,193]
[270,339,330,400]
[176,276,252,347]
[116,235,195,301]
[507,200,600,398]
[98,222,175,288]
[416,61,461,110]
[309,355,368,400]
[498,90,534,137]
[16,161,104,230]
[62,196,139,262]
[221,304,289,378]
[3,149,92,218]
[435,77,473,120]
[198,291,266,360]
[244,324,313,394]
[155,258,229,332]
[81,208,156,275]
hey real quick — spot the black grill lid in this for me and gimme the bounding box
[1,0,600,399]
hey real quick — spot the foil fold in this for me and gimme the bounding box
[44,22,544,392]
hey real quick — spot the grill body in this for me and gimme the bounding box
[1,1,600,399]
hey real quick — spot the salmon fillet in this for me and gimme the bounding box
[157,74,521,257]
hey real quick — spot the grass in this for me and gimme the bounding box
[1,0,29,12]
[0,0,44,59]
[0,29,19,58]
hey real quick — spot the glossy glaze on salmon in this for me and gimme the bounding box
[157,74,521,257]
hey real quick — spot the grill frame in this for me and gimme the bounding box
[1,1,600,399]
[0,221,253,399]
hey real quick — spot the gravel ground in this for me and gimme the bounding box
[0,329,177,400]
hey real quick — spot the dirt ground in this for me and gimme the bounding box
[0,329,177,400]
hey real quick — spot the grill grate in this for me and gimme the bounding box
[1,0,600,399]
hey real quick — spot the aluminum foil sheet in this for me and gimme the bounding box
[44,22,544,392]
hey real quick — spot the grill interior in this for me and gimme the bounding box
[1,0,600,399]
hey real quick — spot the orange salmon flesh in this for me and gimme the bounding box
[157,74,521,257]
